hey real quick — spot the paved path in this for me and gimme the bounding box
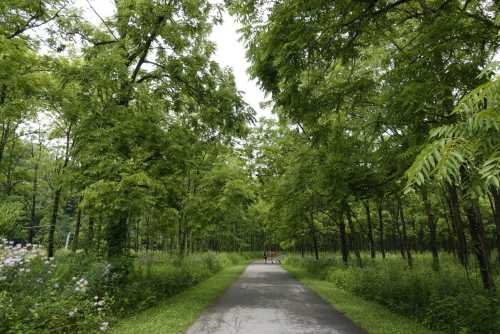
[186,261,367,334]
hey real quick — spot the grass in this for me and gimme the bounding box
[284,265,442,334]
[109,264,247,334]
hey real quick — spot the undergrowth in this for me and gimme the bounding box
[0,239,252,333]
[284,252,500,334]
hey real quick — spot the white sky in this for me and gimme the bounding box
[75,0,272,119]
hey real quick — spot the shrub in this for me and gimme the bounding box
[0,238,249,333]
[0,239,110,334]
[284,253,500,334]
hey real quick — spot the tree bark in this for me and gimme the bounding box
[446,185,468,266]
[346,208,362,267]
[135,218,140,253]
[421,188,439,271]
[464,199,494,290]
[46,124,71,258]
[394,204,406,259]
[47,188,61,258]
[309,211,319,260]
[86,217,94,253]
[377,200,386,258]
[490,188,500,263]
[363,200,376,259]
[72,207,82,252]
[107,215,128,258]
[28,152,38,244]
[0,122,11,169]
[399,199,412,268]
[338,214,349,265]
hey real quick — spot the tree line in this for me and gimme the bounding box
[229,0,500,290]
[1,0,500,293]
[0,0,267,259]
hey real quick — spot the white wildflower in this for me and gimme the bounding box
[99,321,109,332]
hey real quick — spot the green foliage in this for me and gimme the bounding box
[407,78,500,197]
[0,239,250,333]
[1,0,500,331]
[285,253,500,334]
[0,243,110,334]
[109,252,249,316]
[0,202,23,237]
[286,266,440,334]
[109,265,248,334]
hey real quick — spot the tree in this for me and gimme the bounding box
[407,78,500,289]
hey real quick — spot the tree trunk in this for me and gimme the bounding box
[464,199,494,290]
[28,157,38,244]
[338,215,349,265]
[417,223,425,252]
[442,211,456,254]
[363,200,376,259]
[46,124,71,258]
[421,188,439,271]
[309,211,319,260]
[490,188,500,263]
[107,215,128,258]
[0,122,11,169]
[86,217,94,253]
[446,185,468,266]
[399,199,412,268]
[346,209,362,267]
[47,188,62,258]
[135,218,140,253]
[394,209,406,259]
[72,207,82,252]
[377,200,386,258]
[145,216,150,253]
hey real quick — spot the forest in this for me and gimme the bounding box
[0,1,499,334]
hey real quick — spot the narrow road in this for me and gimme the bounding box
[186,261,367,334]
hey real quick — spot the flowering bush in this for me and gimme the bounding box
[0,238,251,333]
[0,239,110,334]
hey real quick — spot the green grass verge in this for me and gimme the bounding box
[284,265,441,334]
[110,264,247,334]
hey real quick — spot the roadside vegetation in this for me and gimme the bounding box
[285,254,499,334]
[1,1,261,332]
[0,241,251,333]
[110,264,247,334]
[285,263,441,334]
[1,1,499,333]
[228,1,500,333]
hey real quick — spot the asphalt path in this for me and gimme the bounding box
[186,261,367,334]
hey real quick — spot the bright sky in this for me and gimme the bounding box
[75,0,272,119]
